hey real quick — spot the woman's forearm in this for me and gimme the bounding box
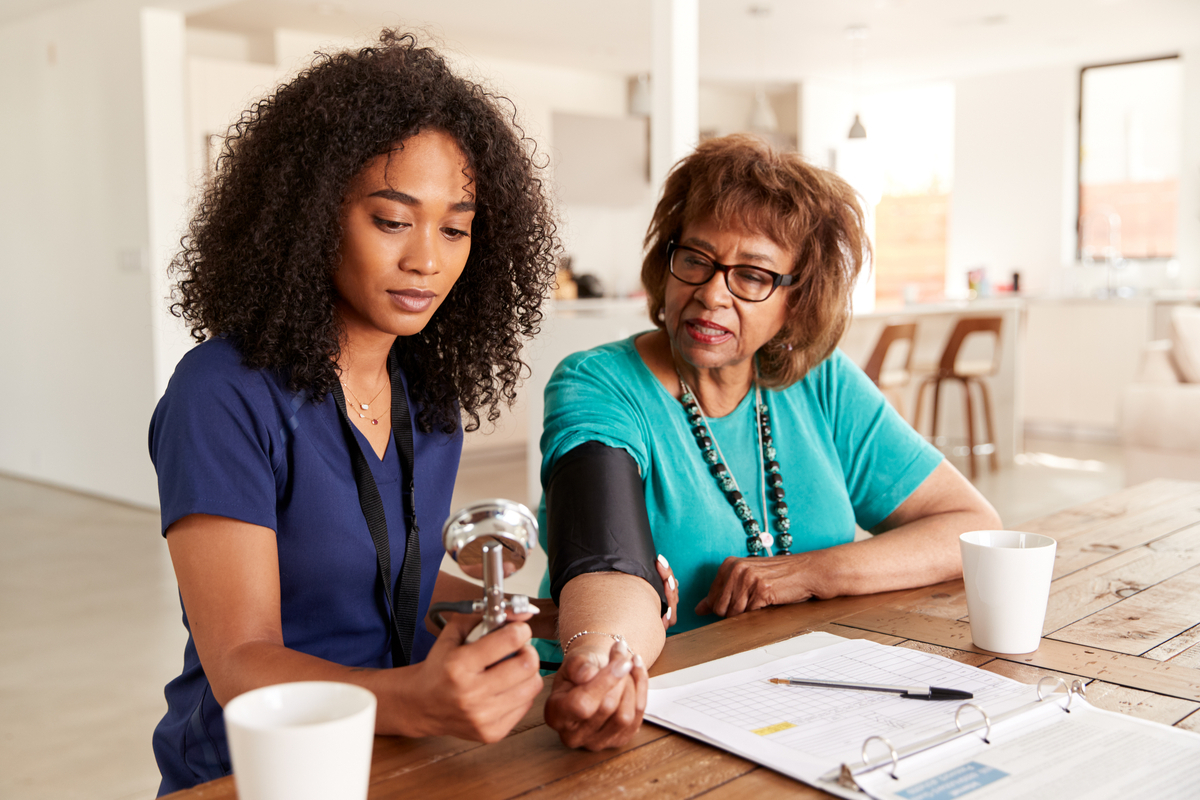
[803,459,1000,598]
[201,638,422,734]
[799,504,997,599]
[207,616,543,742]
[557,572,665,666]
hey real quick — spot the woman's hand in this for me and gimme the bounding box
[543,637,648,750]
[402,612,545,743]
[695,553,820,618]
[656,555,679,630]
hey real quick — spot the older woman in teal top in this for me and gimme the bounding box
[539,339,943,634]
[537,134,1001,752]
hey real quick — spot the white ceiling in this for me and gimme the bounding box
[7,0,1200,87]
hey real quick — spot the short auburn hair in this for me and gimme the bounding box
[641,134,868,388]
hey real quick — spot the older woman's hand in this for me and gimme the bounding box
[543,638,648,750]
[694,553,822,618]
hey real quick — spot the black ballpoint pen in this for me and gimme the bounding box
[767,677,973,701]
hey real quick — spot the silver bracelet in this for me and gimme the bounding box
[561,630,625,656]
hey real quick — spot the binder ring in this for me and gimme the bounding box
[1036,675,1078,711]
[861,735,900,779]
[954,703,992,743]
[1071,679,1087,699]
[1036,675,1067,701]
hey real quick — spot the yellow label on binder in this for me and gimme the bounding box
[752,721,797,736]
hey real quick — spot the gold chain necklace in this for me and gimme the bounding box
[340,376,388,426]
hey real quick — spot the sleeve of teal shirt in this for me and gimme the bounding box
[540,346,652,487]
[822,350,944,530]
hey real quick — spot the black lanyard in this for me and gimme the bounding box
[331,348,422,668]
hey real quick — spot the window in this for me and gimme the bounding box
[1078,56,1181,261]
[864,82,956,308]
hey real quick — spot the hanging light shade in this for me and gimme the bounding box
[848,114,867,139]
[629,73,651,117]
[750,89,779,133]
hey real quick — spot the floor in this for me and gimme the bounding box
[0,437,1129,799]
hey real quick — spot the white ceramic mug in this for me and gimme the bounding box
[959,530,1057,654]
[224,681,376,800]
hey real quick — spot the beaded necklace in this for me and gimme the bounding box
[677,368,792,556]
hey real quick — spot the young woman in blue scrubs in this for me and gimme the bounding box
[149,32,558,795]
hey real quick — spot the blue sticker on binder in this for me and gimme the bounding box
[896,761,1008,800]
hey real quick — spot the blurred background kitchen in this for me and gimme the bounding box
[3,1,1199,797]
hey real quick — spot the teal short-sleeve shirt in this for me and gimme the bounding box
[538,334,943,636]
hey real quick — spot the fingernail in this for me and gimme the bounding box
[665,607,672,621]
[614,657,633,677]
[657,554,669,568]
[633,654,645,669]
[667,575,677,591]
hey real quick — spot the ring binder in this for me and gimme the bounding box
[830,678,1087,791]
[648,634,1200,800]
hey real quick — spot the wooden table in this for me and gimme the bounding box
[167,479,1200,798]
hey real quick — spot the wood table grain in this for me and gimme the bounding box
[164,479,1200,799]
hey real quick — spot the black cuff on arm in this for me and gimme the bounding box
[545,441,668,615]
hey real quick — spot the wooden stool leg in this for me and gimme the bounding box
[930,378,943,442]
[914,378,929,437]
[961,377,976,479]
[977,378,999,471]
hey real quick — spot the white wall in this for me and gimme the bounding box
[0,0,187,507]
[948,65,1078,298]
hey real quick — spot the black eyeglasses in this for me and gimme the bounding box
[666,241,797,302]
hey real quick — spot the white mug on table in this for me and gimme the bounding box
[224,681,376,800]
[959,530,1057,655]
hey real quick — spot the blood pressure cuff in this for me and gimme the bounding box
[545,441,668,615]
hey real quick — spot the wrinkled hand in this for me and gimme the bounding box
[695,553,818,618]
[407,612,544,743]
[544,638,648,751]
[656,555,679,631]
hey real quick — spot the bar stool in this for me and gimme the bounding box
[913,316,1003,479]
[863,322,917,422]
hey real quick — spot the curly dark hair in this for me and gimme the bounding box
[172,30,559,433]
[641,134,868,388]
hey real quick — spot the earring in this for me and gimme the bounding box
[657,307,666,322]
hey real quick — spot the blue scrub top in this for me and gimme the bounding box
[148,337,461,795]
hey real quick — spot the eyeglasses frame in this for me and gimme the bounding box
[665,240,797,302]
